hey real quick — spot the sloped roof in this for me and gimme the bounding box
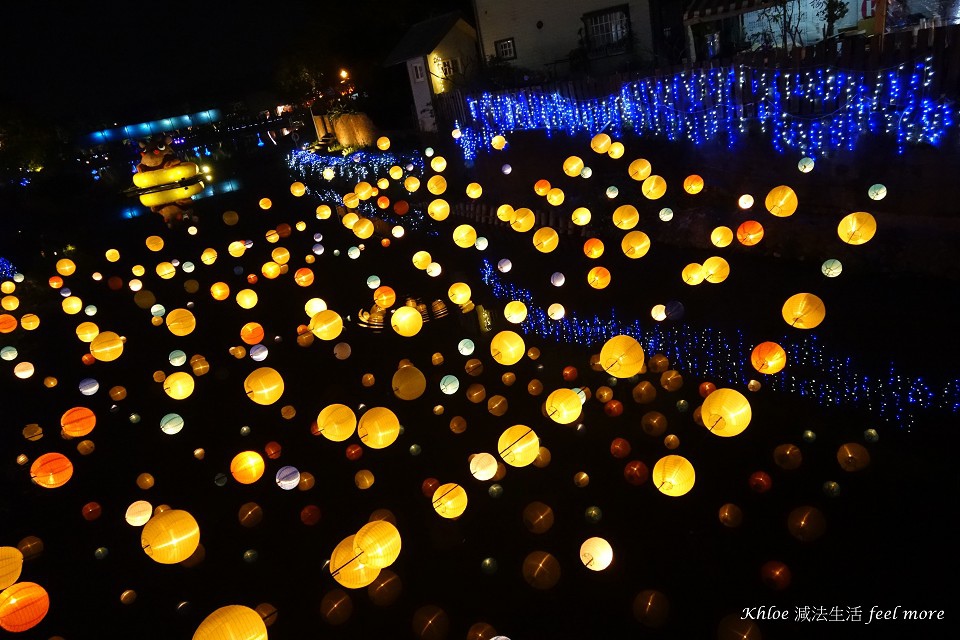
[383,12,467,66]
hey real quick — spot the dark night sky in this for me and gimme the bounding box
[1,0,474,125]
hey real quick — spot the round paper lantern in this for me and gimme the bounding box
[391,306,423,337]
[599,335,644,378]
[522,551,560,589]
[837,442,871,471]
[490,331,525,366]
[532,227,559,253]
[798,156,815,172]
[701,388,752,437]
[165,308,196,336]
[838,211,877,244]
[125,500,153,526]
[503,301,527,324]
[90,331,124,361]
[545,388,582,424]
[652,455,695,496]
[580,537,613,571]
[642,175,667,199]
[782,293,826,329]
[231,451,265,484]
[711,226,734,248]
[787,506,826,542]
[358,407,401,449]
[736,220,764,245]
[193,605,267,640]
[587,266,611,289]
[607,141,625,158]
[868,183,887,200]
[571,207,591,226]
[469,453,498,481]
[546,188,564,206]
[511,208,536,232]
[0,582,49,632]
[821,259,843,277]
[465,183,482,199]
[141,509,200,564]
[633,589,670,628]
[392,365,426,400]
[309,310,343,340]
[317,404,357,442]
[563,156,584,176]
[621,231,650,258]
[453,224,478,248]
[612,205,639,230]
[498,425,539,467]
[583,238,604,259]
[765,185,798,217]
[236,289,258,309]
[61,406,96,437]
[354,521,402,568]
[590,133,612,153]
[683,174,704,194]
[432,483,468,518]
[243,367,284,405]
[550,272,566,287]
[751,342,786,374]
[700,256,730,284]
[0,548,23,590]
[30,453,73,488]
[627,159,652,182]
[448,282,472,305]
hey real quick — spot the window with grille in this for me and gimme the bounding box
[412,62,425,82]
[494,38,516,60]
[439,58,461,77]
[582,5,631,55]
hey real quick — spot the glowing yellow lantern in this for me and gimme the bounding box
[290,181,306,196]
[259,198,272,210]
[587,266,611,289]
[391,306,423,337]
[466,182,483,199]
[490,331,525,366]
[141,509,200,564]
[448,282,472,305]
[431,156,447,172]
[56,258,76,276]
[62,296,83,314]
[511,208,535,232]
[317,404,357,442]
[0,548,23,590]
[737,220,764,246]
[426,175,447,195]
[491,134,507,150]
[236,289,258,309]
[0,582,49,632]
[376,136,391,150]
[599,335,645,378]
[612,205,639,230]
[621,231,650,258]
[244,367,284,405]
[374,286,397,309]
[497,204,516,222]
[412,251,432,270]
[105,248,121,262]
[628,158,652,181]
[30,453,74,488]
[532,227,559,253]
[342,212,359,229]
[504,301,527,324]
[453,224,478,248]
[590,133,612,153]
[353,521,401,568]
[563,156,584,177]
[546,188,564,206]
[145,235,165,252]
[353,218,375,239]
[90,331,124,362]
[432,483,468,518]
[765,185,798,217]
[498,425,539,467]
[230,451,265,484]
[607,141,625,159]
[392,365,426,400]
[683,174,704,194]
[751,342,787,374]
[165,308,196,336]
[61,406,96,437]
[782,293,826,329]
[0,296,16,311]
[76,321,99,342]
[310,310,343,340]
[316,204,332,219]
[534,179,551,196]
[571,207,592,226]
[580,537,613,571]
[701,256,730,283]
[331,535,380,589]
[193,605,267,640]
[583,238,604,258]
[711,226,734,247]
[294,268,314,287]
[427,199,450,221]
[210,282,230,301]
[358,407,400,449]
[837,212,877,245]
[701,388,752,437]
[200,248,218,265]
[642,175,667,199]
[163,372,195,399]
[652,455,695,496]
[545,388,582,424]
[403,176,420,193]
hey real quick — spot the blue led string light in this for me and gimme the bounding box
[454,59,954,159]
[0,257,17,280]
[479,258,959,429]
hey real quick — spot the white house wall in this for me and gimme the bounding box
[429,20,480,95]
[406,56,437,132]
[474,0,653,72]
